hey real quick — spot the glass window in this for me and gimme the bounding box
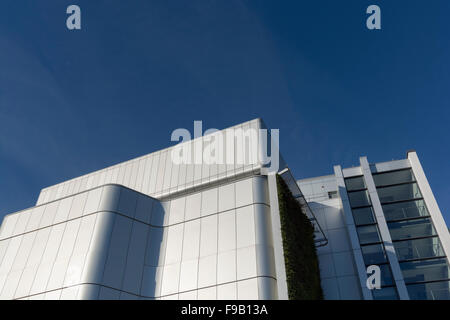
[400,258,450,284]
[348,190,371,208]
[328,191,338,199]
[388,218,436,241]
[407,280,450,300]
[379,264,395,287]
[352,207,376,225]
[394,237,445,261]
[377,183,422,204]
[345,176,366,191]
[383,199,429,221]
[361,243,387,265]
[372,287,399,300]
[357,225,381,244]
[373,169,415,187]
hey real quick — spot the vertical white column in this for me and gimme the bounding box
[334,165,373,300]
[359,157,409,300]
[408,151,450,259]
[267,173,289,300]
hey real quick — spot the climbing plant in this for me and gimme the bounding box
[276,175,323,300]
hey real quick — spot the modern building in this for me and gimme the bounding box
[298,151,450,300]
[0,119,448,300]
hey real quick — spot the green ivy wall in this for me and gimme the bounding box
[276,175,323,300]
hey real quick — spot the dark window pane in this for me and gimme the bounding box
[373,169,415,187]
[328,191,338,199]
[400,258,450,284]
[372,287,399,300]
[345,176,366,191]
[352,207,376,225]
[379,264,395,287]
[383,200,429,221]
[377,183,422,204]
[348,190,371,208]
[357,225,381,244]
[361,244,387,264]
[388,218,436,241]
[407,280,450,300]
[394,237,445,261]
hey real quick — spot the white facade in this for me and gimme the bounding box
[0,117,448,300]
[298,175,362,299]
[0,178,276,300]
[35,119,267,205]
[0,119,286,300]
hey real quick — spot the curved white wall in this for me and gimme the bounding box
[0,175,277,300]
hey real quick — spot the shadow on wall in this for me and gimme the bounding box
[140,200,165,298]
[96,186,168,299]
[307,196,364,300]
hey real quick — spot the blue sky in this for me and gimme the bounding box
[0,1,449,225]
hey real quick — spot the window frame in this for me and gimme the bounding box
[344,175,366,192]
[399,257,450,285]
[406,279,450,300]
[376,182,423,205]
[372,168,416,188]
[356,224,383,245]
[382,199,430,223]
[347,189,372,209]
[393,235,446,263]
[388,217,437,242]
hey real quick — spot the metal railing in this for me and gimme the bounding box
[385,204,428,221]
[278,168,328,247]
[429,287,450,300]
[396,241,444,261]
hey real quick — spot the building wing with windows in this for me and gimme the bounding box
[298,151,450,300]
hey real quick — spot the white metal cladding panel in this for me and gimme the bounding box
[30,224,65,296]
[45,218,82,292]
[310,196,363,300]
[149,176,277,300]
[342,167,363,178]
[297,176,338,203]
[0,185,154,300]
[218,210,236,252]
[101,214,133,289]
[36,119,263,205]
[136,176,275,299]
[372,159,410,173]
[1,176,276,300]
